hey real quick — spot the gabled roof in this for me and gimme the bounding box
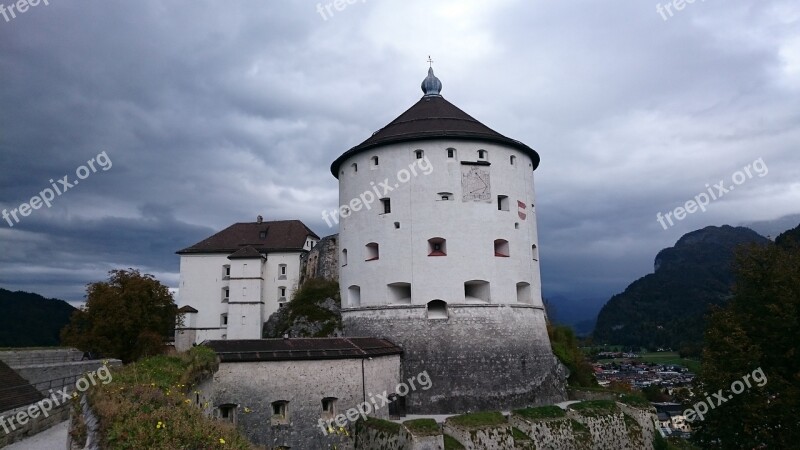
[177,220,319,255]
[228,246,264,260]
[177,305,198,314]
[203,337,403,363]
[330,74,540,177]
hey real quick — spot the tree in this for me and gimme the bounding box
[548,324,598,388]
[61,269,179,363]
[692,234,800,448]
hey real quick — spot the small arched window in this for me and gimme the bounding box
[415,149,424,159]
[371,156,379,167]
[427,300,448,319]
[365,243,379,261]
[510,155,516,165]
[348,285,361,307]
[351,163,358,173]
[532,244,539,261]
[341,249,348,266]
[478,149,488,160]
[494,239,510,257]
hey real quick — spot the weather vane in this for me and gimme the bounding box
[427,55,434,68]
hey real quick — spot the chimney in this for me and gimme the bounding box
[257,215,263,223]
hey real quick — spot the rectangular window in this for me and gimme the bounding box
[498,195,509,211]
[279,264,287,280]
[381,198,391,214]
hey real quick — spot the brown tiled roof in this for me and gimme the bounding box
[203,337,403,363]
[177,220,319,255]
[0,360,43,413]
[228,246,263,260]
[331,95,540,177]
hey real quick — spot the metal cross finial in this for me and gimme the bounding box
[427,55,434,68]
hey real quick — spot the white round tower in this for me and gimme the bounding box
[331,68,566,414]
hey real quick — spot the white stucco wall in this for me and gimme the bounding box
[337,138,542,308]
[175,248,312,348]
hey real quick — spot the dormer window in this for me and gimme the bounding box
[259,230,267,239]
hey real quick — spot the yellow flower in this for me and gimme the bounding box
[156,421,165,429]
[244,407,252,413]
[185,399,192,404]
[219,438,226,444]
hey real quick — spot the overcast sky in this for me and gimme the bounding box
[1,0,798,307]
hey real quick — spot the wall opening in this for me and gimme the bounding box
[219,404,237,425]
[437,192,453,201]
[464,280,490,303]
[415,149,424,159]
[516,282,533,304]
[498,195,509,211]
[365,242,379,261]
[387,282,412,304]
[342,249,348,266]
[381,198,391,214]
[494,239,510,257]
[271,401,289,425]
[427,238,447,256]
[478,149,488,160]
[370,156,379,167]
[427,300,448,319]
[321,397,337,419]
[510,155,517,165]
[348,285,361,307]
[532,244,539,261]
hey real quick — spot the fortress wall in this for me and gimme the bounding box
[343,304,567,414]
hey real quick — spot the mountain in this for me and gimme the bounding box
[592,225,770,353]
[743,213,800,240]
[0,288,77,347]
[545,295,605,336]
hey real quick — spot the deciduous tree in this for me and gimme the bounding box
[61,269,179,363]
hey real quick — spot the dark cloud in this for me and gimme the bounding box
[1,0,798,304]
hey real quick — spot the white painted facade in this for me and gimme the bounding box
[337,138,543,309]
[174,247,313,349]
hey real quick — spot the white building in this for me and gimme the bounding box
[174,218,319,350]
[332,67,566,413]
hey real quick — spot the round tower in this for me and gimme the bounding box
[330,68,567,414]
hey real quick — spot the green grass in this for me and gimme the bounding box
[448,411,507,428]
[362,417,401,434]
[570,419,589,433]
[617,393,651,408]
[570,400,619,417]
[444,434,466,449]
[513,405,566,420]
[403,418,439,436]
[88,347,255,450]
[512,427,531,441]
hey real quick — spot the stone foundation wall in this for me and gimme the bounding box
[343,304,567,414]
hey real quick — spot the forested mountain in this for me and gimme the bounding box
[593,225,771,353]
[0,288,76,347]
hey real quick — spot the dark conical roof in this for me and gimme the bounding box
[330,71,539,177]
